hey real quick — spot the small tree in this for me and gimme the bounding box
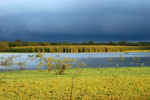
[51,58,76,75]
[0,56,13,65]
[17,62,27,70]
[36,56,76,75]
[35,54,86,75]
[0,42,9,51]
[69,61,87,100]
[15,39,22,43]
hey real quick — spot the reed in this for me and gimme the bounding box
[7,45,150,53]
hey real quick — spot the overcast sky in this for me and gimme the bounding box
[0,0,150,42]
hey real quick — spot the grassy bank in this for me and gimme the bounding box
[4,45,150,53]
[0,67,150,100]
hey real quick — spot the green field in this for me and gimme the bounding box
[0,67,150,100]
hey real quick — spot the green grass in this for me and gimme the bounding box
[1,67,150,80]
[0,67,150,100]
[1,67,150,77]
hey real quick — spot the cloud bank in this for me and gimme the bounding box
[0,0,150,41]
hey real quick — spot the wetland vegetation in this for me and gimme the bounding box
[0,67,150,100]
[1,40,150,53]
[0,40,150,100]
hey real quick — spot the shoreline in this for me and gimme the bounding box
[0,66,150,73]
[0,50,150,53]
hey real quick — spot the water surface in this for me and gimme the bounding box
[0,52,150,71]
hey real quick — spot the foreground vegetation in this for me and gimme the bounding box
[0,67,150,100]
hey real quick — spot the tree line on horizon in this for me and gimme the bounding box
[1,39,150,47]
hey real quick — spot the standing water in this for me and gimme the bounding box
[0,52,150,71]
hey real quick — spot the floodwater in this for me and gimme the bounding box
[0,52,150,71]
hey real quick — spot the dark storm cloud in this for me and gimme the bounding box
[0,0,150,41]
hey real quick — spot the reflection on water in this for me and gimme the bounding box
[0,52,150,71]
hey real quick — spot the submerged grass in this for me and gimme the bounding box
[0,67,150,100]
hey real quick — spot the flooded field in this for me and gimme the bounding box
[0,52,150,71]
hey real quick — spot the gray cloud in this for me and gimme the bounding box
[0,0,150,41]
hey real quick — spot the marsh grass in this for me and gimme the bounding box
[0,76,6,83]
[17,62,27,70]
[0,67,150,99]
[8,45,150,53]
[0,56,14,66]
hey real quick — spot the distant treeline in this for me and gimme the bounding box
[0,39,150,53]
[1,39,150,47]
